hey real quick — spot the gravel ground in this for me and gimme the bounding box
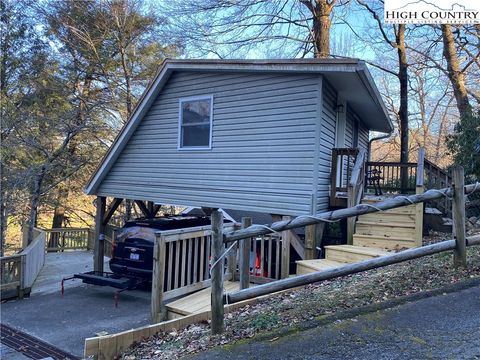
[121,231,480,360]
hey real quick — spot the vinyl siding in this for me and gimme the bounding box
[358,120,369,152]
[97,71,320,216]
[316,80,337,213]
[346,104,369,152]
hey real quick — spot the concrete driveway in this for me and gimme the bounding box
[1,252,152,358]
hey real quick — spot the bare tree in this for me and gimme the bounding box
[163,0,346,59]
[441,24,472,119]
[357,1,408,166]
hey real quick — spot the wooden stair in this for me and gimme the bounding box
[166,281,242,320]
[296,245,389,275]
[296,196,423,275]
[353,196,421,250]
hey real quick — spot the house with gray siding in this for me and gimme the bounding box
[85,59,393,217]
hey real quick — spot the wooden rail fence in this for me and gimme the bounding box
[207,168,479,333]
[1,229,46,299]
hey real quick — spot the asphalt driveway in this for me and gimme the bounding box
[192,285,480,360]
[1,284,151,357]
[1,252,151,358]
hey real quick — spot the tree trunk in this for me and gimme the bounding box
[441,25,471,119]
[396,25,409,191]
[51,185,68,229]
[313,13,331,58]
[301,0,335,58]
[27,165,46,245]
[50,69,94,232]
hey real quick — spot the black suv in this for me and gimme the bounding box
[109,215,212,279]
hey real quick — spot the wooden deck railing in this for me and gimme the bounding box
[330,148,446,206]
[1,229,46,299]
[330,148,359,206]
[364,161,417,193]
[424,159,452,215]
[150,223,285,322]
[151,223,237,322]
[246,234,283,281]
[45,228,93,252]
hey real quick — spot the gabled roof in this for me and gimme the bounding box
[85,58,393,195]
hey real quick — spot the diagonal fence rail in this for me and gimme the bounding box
[207,168,479,334]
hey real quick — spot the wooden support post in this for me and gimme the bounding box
[226,236,237,281]
[87,230,94,251]
[210,209,224,334]
[415,148,425,247]
[151,235,166,323]
[94,196,106,272]
[346,193,355,245]
[281,216,291,279]
[305,223,325,259]
[239,217,251,290]
[452,166,466,268]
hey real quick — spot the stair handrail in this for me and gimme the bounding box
[423,155,452,215]
[347,148,366,245]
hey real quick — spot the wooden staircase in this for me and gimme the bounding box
[296,196,423,275]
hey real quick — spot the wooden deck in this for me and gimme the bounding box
[166,281,246,319]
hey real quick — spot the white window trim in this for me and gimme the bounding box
[178,95,213,150]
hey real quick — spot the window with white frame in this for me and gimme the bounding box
[178,95,213,149]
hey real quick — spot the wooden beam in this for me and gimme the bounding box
[152,205,162,217]
[452,166,466,268]
[102,198,123,226]
[224,183,479,243]
[134,200,151,218]
[151,235,166,323]
[210,210,224,334]
[289,231,305,260]
[94,196,106,272]
[239,217,251,290]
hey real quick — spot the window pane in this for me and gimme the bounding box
[182,99,211,124]
[182,123,210,147]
